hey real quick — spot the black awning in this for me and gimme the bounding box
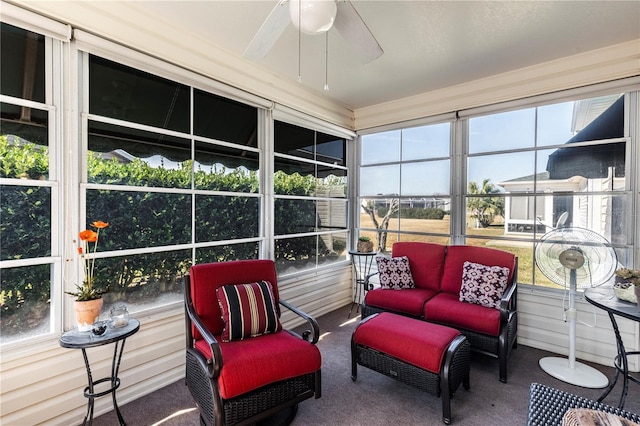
[546,96,625,179]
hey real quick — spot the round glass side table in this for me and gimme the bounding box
[59,319,140,425]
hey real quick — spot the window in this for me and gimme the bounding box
[273,121,348,274]
[0,23,56,343]
[359,92,635,288]
[359,122,452,251]
[466,94,630,286]
[85,55,261,314]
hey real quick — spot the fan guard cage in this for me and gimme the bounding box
[535,227,617,289]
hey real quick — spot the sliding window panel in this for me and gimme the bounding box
[89,55,190,133]
[316,199,347,231]
[194,141,259,192]
[360,164,400,197]
[274,157,315,196]
[361,130,400,165]
[325,232,348,259]
[193,89,257,146]
[1,23,45,103]
[274,121,314,160]
[196,242,259,264]
[99,249,191,311]
[401,123,450,161]
[465,194,507,236]
[467,151,536,191]
[88,121,192,188]
[537,94,624,147]
[1,185,51,260]
[316,166,347,198]
[0,264,51,343]
[275,235,317,274]
[469,108,536,154]
[397,197,451,235]
[274,198,316,235]
[539,142,626,183]
[316,134,346,166]
[195,195,259,242]
[1,104,49,179]
[401,160,450,196]
[86,189,191,249]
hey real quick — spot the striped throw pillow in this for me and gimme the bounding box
[216,280,282,342]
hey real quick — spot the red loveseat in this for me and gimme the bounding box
[361,242,518,383]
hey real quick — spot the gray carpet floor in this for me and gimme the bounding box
[93,304,639,425]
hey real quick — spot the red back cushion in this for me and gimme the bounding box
[441,246,515,295]
[392,242,446,291]
[189,260,279,337]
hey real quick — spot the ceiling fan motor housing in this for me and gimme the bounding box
[290,0,337,35]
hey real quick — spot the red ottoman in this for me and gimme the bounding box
[351,312,470,424]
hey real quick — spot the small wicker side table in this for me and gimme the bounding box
[60,319,140,425]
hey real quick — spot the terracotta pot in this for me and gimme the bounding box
[74,298,103,332]
[357,240,374,253]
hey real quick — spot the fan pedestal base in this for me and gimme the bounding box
[539,357,609,388]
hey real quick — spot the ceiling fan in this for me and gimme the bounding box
[244,0,384,64]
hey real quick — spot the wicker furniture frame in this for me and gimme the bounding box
[351,313,471,425]
[527,383,640,426]
[361,245,518,383]
[184,261,321,426]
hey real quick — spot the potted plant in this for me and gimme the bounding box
[66,220,110,331]
[614,267,640,308]
[357,236,374,253]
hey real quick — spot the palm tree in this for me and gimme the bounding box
[467,179,504,228]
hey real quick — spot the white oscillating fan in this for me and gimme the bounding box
[535,227,617,388]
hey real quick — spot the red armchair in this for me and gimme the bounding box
[184,260,321,425]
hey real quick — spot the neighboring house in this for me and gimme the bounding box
[499,96,625,242]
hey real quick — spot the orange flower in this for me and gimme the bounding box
[67,220,110,301]
[79,230,98,242]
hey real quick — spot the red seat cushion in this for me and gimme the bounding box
[392,242,446,292]
[364,288,437,317]
[424,292,501,336]
[195,331,321,399]
[354,312,460,374]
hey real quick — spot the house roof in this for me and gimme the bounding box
[546,96,625,179]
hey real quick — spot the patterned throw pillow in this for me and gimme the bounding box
[376,256,415,290]
[216,280,282,342]
[562,408,638,426]
[459,261,510,309]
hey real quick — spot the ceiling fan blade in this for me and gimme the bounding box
[334,0,383,64]
[243,0,291,60]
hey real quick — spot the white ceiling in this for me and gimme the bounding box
[86,1,640,111]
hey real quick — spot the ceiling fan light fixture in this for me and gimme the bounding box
[290,0,337,36]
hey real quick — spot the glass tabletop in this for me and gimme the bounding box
[583,287,640,323]
[59,318,140,349]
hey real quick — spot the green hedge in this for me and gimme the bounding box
[1,136,333,316]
